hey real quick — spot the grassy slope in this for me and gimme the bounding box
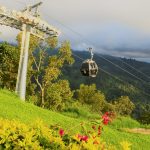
[0,90,85,133]
[0,89,150,150]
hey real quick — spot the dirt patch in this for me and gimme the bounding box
[124,128,150,135]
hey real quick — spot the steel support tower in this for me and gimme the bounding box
[0,2,60,100]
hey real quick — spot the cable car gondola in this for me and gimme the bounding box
[80,48,98,77]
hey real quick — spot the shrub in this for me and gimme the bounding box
[75,84,106,112]
[0,119,65,150]
[45,80,73,111]
[114,96,135,116]
[0,116,131,150]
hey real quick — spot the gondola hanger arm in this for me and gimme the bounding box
[88,47,94,60]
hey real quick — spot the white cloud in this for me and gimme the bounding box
[1,0,150,62]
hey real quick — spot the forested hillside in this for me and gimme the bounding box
[62,51,150,120]
[62,51,150,100]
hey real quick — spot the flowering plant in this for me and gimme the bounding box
[0,112,131,150]
[56,112,118,149]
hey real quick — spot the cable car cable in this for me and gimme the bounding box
[10,0,26,6]
[117,57,150,80]
[96,54,150,85]
[41,12,150,85]
[72,53,150,98]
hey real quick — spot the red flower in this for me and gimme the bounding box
[78,134,88,142]
[102,112,111,125]
[59,129,64,137]
[82,136,88,142]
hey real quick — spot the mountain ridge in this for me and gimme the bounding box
[61,50,150,109]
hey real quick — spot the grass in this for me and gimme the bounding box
[0,89,150,150]
[103,126,150,150]
[61,104,100,119]
[110,116,141,129]
[0,89,85,133]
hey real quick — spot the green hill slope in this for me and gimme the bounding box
[0,90,84,132]
[0,89,150,149]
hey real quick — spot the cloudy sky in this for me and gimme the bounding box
[1,0,150,62]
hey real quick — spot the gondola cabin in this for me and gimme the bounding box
[80,59,98,77]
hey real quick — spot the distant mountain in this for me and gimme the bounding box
[61,51,150,105]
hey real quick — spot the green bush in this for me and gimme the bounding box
[75,84,106,113]
[45,80,73,111]
[114,96,135,116]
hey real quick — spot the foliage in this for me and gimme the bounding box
[75,84,106,112]
[0,42,19,90]
[0,119,65,149]
[46,36,58,49]
[102,102,116,113]
[137,103,150,124]
[45,80,73,111]
[114,96,135,116]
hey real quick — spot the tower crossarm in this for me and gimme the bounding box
[0,5,61,38]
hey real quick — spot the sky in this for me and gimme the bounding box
[1,0,150,62]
